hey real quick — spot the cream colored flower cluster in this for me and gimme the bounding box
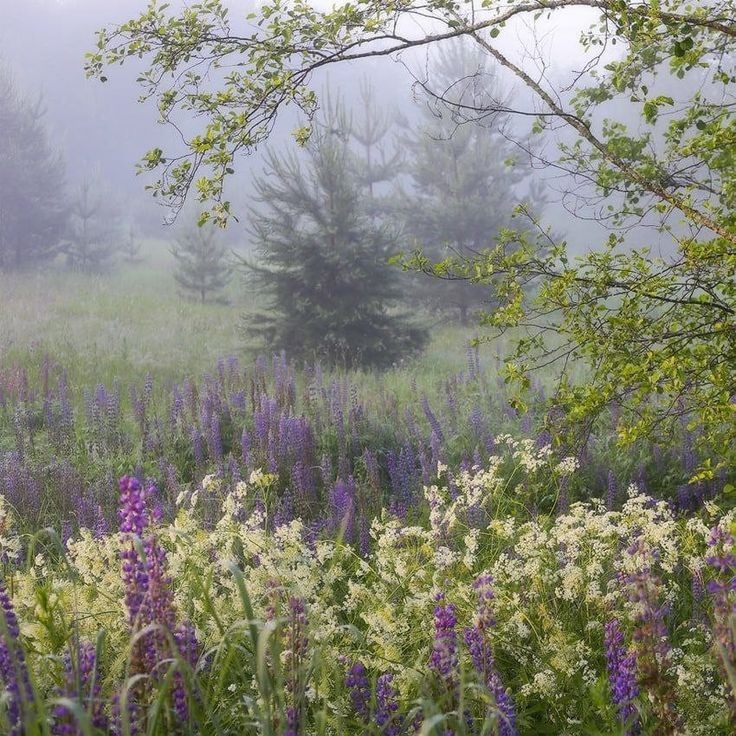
[0,452,731,733]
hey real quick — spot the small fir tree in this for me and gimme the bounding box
[171,225,231,303]
[119,225,144,263]
[64,178,119,272]
[244,99,427,369]
[398,43,542,324]
[0,67,67,270]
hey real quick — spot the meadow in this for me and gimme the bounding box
[0,245,734,735]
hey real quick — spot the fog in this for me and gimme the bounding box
[0,0,628,250]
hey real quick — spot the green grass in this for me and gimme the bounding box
[0,241,487,391]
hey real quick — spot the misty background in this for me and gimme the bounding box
[0,0,631,252]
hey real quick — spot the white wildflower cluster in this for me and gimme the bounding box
[1,455,730,733]
[495,435,554,472]
[555,456,580,476]
[0,494,21,565]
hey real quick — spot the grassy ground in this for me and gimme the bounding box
[0,240,491,392]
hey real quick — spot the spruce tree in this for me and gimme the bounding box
[119,225,144,263]
[398,43,541,324]
[0,67,67,270]
[245,100,427,369]
[65,178,119,272]
[171,224,231,303]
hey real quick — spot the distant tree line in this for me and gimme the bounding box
[0,66,142,274]
[0,69,66,270]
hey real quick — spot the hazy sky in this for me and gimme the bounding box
[0,0,618,244]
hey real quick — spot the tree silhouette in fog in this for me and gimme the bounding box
[0,68,67,270]
[244,99,427,369]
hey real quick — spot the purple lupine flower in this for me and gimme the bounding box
[622,539,680,732]
[110,688,140,736]
[291,461,316,514]
[119,476,150,626]
[284,706,300,736]
[0,579,34,735]
[346,661,371,722]
[676,484,692,513]
[375,673,402,736]
[421,395,444,443]
[52,640,108,734]
[119,474,186,722]
[172,621,200,725]
[429,593,458,692]
[470,403,487,442]
[603,619,639,735]
[464,627,517,736]
[705,526,736,710]
[119,475,199,732]
[191,427,204,468]
[466,575,517,735]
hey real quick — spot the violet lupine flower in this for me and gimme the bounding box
[172,622,200,726]
[0,579,34,735]
[375,673,402,736]
[705,526,736,710]
[119,475,187,725]
[421,395,444,443]
[603,619,639,735]
[463,627,517,736]
[622,540,680,732]
[284,706,300,736]
[429,593,458,693]
[190,427,204,468]
[345,660,371,723]
[119,475,150,626]
[110,689,140,736]
[330,478,356,542]
[466,575,517,736]
[52,640,108,735]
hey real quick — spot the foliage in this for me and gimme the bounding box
[86,0,736,465]
[0,66,67,270]
[171,224,231,303]
[244,101,427,369]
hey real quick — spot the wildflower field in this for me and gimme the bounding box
[0,263,733,736]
